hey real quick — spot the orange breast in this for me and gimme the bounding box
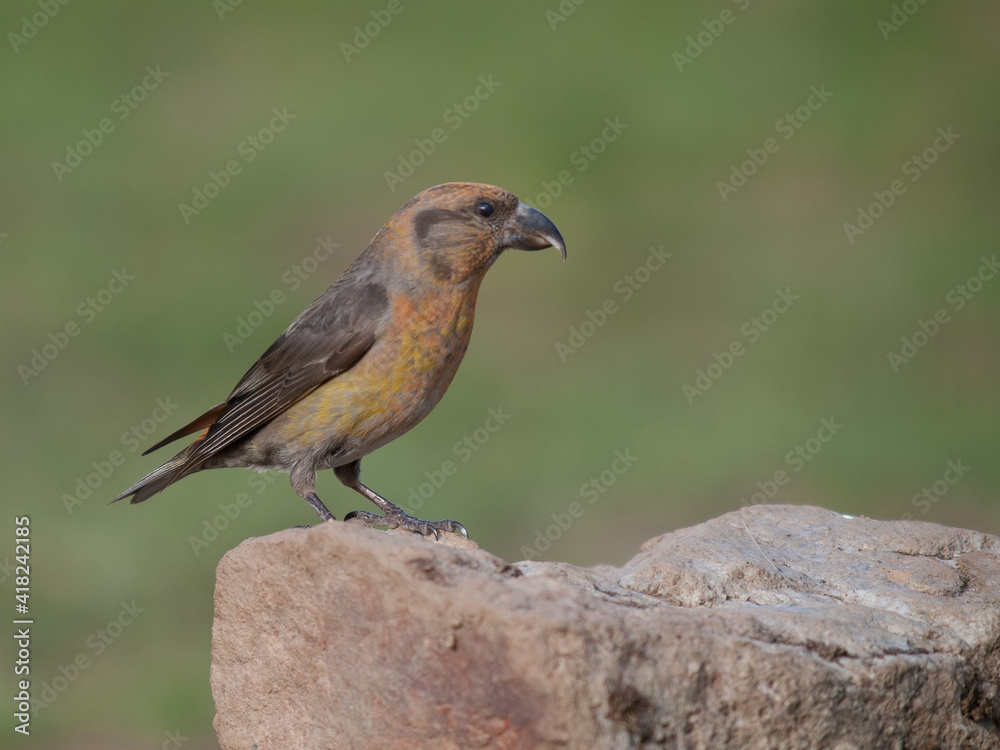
[260,282,481,462]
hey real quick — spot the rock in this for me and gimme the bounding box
[211,505,1000,749]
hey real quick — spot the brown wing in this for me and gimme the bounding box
[162,278,390,468]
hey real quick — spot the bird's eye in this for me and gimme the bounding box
[476,202,495,219]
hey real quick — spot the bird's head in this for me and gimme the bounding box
[379,182,566,286]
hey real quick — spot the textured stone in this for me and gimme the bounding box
[211,505,1000,749]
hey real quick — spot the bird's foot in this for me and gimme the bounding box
[344,508,468,540]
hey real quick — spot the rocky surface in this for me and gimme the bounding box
[211,505,1000,749]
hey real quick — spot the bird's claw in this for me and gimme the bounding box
[443,520,469,538]
[344,509,468,540]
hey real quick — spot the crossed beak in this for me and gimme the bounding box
[502,202,567,260]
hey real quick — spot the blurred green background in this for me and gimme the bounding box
[2,0,998,745]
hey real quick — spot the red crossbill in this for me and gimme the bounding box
[114,183,565,538]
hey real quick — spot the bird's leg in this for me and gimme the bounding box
[305,492,335,522]
[290,467,336,521]
[334,460,468,539]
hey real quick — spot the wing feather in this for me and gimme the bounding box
[179,279,390,468]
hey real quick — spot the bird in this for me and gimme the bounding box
[113,182,566,538]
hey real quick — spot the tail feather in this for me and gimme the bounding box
[116,404,224,505]
[142,402,226,456]
[111,449,200,505]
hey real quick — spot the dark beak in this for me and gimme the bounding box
[502,202,567,260]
